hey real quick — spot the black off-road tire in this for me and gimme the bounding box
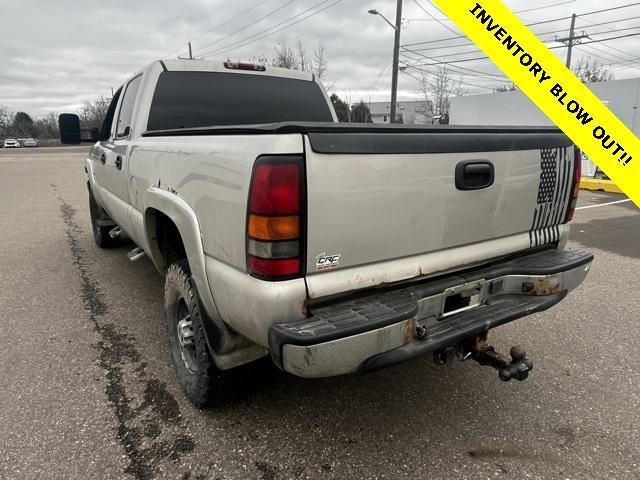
[165,260,228,407]
[88,184,118,249]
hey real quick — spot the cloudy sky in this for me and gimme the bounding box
[1,0,640,117]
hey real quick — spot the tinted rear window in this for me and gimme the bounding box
[147,71,333,130]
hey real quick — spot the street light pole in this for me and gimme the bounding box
[390,0,403,124]
[369,1,403,124]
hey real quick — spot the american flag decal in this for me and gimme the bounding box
[529,147,573,248]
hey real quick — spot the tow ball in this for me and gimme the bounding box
[435,334,534,382]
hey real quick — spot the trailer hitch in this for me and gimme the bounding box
[435,334,533,381]
[468,335,533,381]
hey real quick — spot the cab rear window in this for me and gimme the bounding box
[147,71,333,130]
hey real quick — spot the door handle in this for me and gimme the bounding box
[455,161,494,191]
[100,152,106,165]
[115,155,122,170]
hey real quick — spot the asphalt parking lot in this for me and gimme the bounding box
[1,146,639,480]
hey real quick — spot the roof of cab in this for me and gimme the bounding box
[155,59,315,82]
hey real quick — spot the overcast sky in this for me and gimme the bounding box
[1,0,639,117]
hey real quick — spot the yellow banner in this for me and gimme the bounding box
[431,0,640,207]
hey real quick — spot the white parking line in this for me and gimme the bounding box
[576,199,632,210]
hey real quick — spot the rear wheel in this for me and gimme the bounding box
[88,185,118,248]
[165,260,228,407]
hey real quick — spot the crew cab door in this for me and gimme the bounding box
[98,74,143,227]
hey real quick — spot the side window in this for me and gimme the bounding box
[99,87,122,141]
[116,75,142,138]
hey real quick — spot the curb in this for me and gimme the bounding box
[579,178,623,194]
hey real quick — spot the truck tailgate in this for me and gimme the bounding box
[304,130,575,288]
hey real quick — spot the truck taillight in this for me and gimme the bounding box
[247,156,305,280]
[564,146,582,223]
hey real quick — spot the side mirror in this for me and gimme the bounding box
[59,113,81,144]
[58,114,100,144]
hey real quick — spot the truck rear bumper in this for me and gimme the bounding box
[269,248,593,378]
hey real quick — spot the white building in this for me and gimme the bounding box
[450,78,640,177]
[368,101,433,125]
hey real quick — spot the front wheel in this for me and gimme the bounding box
[165,261,228,407]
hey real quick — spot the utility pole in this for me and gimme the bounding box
[368,1,403,123]
[390,0,403,124]
[556,14,589,68]
[188,42,193,60]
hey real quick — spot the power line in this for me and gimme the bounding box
[404,1,640,48]
[411,0,460,36]
[164,0,271,58]
[580,31,640,46]
[516,1,577,14]
[400,48,508,79]
[579,1,640,17]
[574,46,640,71]
[408,30,563,59]
[199,0,336,58]
[580,17,640,61]
[576,44,627,64]
[200,0,342,59]
[403,0,577,23]
[402,14,574,48]
[402,18,628,60]
[192,0,296,55]
[409,31,640,69]
[368,53,394,92]
[400,62,500,90]
[397,2,640,97]
[400,49,508,80]
[577,14,640,32]
[585,25,640,38]
[581,38,640,64]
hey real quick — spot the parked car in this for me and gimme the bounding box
[57,59,592,407]
[23,138,38,147]
[17,138,27,146]
[3,139,20,148]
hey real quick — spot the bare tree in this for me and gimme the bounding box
[574,57,614,83]
[296,40,310,73]
[313,43,330,86]
[78,96,110,130]
[0,106,14,137]
[273,41,299,69]
[270,40,329,81]
[418,66,467,124]
[494,83,518,92]
[34,112,60,139]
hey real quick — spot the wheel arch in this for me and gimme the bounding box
[142,187,266,369]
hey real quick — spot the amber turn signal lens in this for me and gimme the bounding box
[248,215,299,241]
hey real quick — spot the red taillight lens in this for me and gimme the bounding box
[249,164,300,215]
[564,146,582,223]
[247,257,300,277]
[247,157,304,280]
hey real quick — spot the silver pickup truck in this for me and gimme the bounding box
[58,59,592,406]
